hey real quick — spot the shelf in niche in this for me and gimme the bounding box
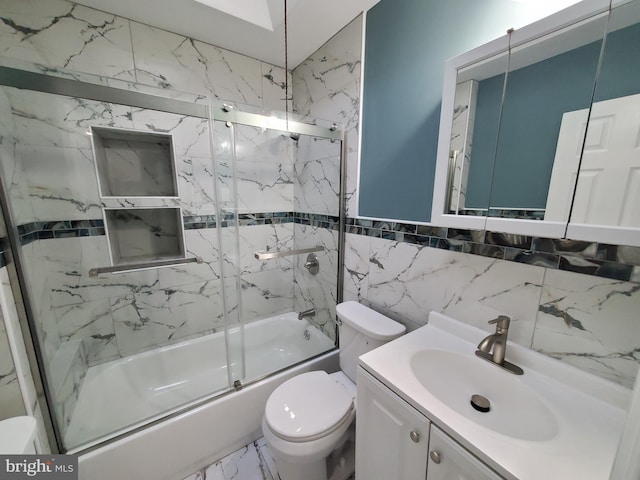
[91,126,179,198]
[104,208,185,266]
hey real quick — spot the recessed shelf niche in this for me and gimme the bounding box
[91,126,179,197]
[104,208,185,265]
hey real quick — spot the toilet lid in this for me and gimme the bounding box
[265,371,354,441]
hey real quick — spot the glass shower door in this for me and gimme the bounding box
[211,113,341,388]
[0,83,236,451]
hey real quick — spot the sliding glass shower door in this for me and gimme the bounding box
[0,83,239,450]
[0,70,343,452]
[211,111,342,388]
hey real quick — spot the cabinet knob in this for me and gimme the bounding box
[429,450,441,464]
[409,431,420,443]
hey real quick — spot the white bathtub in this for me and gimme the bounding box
[71,312,337,478]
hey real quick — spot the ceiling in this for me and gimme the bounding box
[72,0,380,68]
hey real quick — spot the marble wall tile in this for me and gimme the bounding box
[214,123,294,213]
[3,86,134,150]
[95,137,176,198]
[292,16,362,217]
[39,237,160,308]
[50,339,87,435]
[111,279,223,357]
[16,145,102,221]
[343,232,371,301]
[54,299,118,366]
[130,107,211,158]
[292,224,339,340]
[225,223,294,276]
[17,241,58,365]
[292,17,363,106]
[261,63,293,114]
[1,86,133,224]
[238,268,294,322]
[0,0,135,81]
[130,22,263,106]
[105,208,184,263]
[533,269,640,388]
[366,236,545,345]
[294,135,341,216]
[157,228,221,289]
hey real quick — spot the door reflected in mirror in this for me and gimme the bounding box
[488,14,608,221]
[554,0,640,230]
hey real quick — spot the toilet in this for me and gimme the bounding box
[262,301,405,480]
[0,416,37,454]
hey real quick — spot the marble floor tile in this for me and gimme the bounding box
[182,437,358,480]
[183,439,274,480]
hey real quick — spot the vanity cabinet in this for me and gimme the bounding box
[356,367,430,480]
[357,367,504,480]
[427,425,503,480]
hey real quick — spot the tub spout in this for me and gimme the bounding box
[298,308,316,320]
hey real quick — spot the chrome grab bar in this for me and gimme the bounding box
[89,257,203,277]
[254,245,324,260]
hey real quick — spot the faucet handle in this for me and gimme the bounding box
[488,315,511,330]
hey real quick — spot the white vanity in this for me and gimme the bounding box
[355,312,630,480]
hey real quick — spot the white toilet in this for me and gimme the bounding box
[262,301,405,480]
[0,416,37,454]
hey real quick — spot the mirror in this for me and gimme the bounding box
[446,52,508,220]
[564,0,640,246]
[489,14,608,223]
[434,0,640,245]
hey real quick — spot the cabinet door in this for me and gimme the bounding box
[356,368,430,480]
[427,425,504,480]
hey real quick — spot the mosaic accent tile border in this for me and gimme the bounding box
[346,218,640,283]
[13,214,639,283]
[15,212,319,246]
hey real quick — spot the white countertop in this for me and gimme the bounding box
[359,312,631,480]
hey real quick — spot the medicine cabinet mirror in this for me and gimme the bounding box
[433,0,640,246]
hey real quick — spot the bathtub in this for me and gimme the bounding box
[73,312,338,479]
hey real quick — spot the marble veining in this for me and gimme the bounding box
[0,0,136,81]
[346,231,640,387]
[533,269,640,388]
[294,135,341,217]
[292,15,362,216]
[183,439,275,480]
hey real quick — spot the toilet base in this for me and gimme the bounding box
[266,422,355,480]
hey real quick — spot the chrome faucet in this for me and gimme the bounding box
[475,316,523,375]
[298,308,316,320]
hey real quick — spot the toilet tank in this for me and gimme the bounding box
[336,301,405,383]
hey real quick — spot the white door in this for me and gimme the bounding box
[426,425,504,480]
[356,368,430,480]
[545,93,640,227]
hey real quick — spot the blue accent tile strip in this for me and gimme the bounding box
[345,217,640,284]
[0,236,7,269]
[11,213,639,283]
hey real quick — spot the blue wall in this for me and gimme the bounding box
[358,0,561,222]
[466,23,640,210]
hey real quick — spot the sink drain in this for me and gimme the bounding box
[470,394,491,413]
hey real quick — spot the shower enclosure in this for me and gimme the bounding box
[0,68,344,452]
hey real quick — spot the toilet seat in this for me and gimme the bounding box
[265,371,354,443]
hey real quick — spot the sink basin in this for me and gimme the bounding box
[410,349,558,441]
